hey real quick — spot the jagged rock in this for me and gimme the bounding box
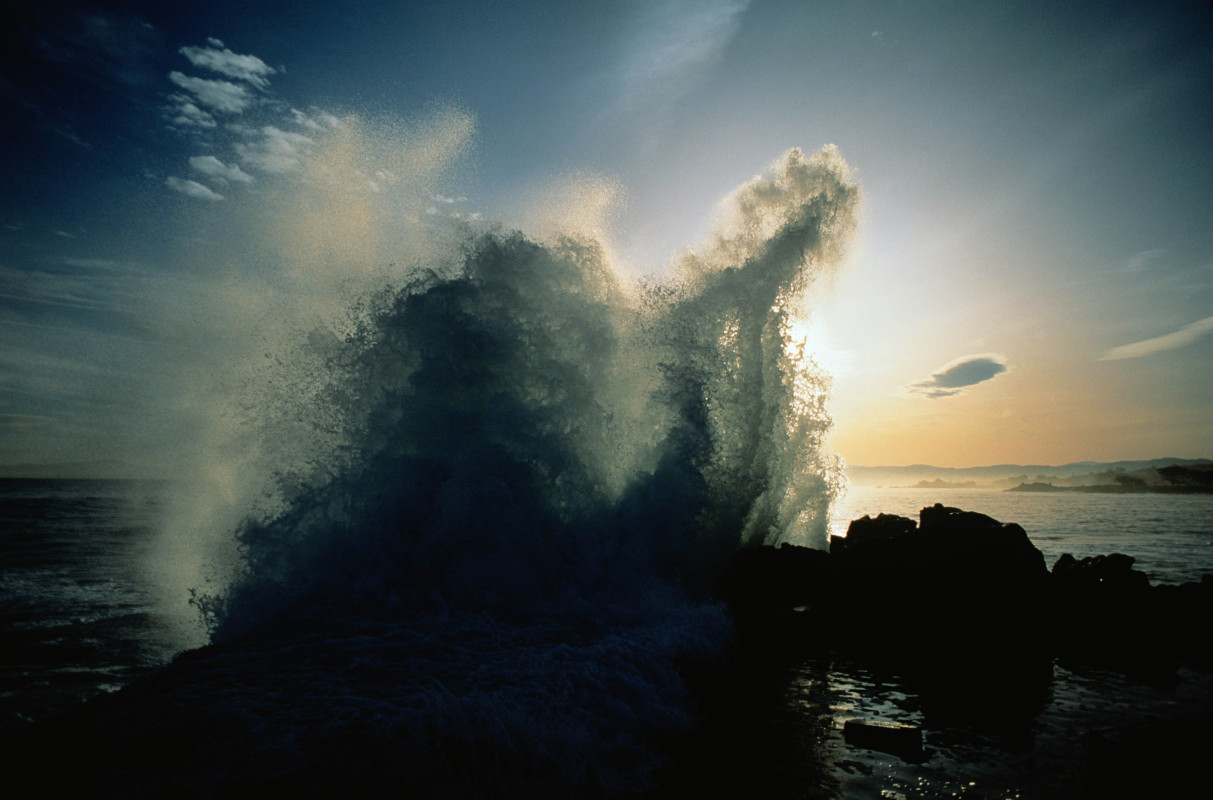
[827,504,1048,644]
[1049,553,1212,673]
[832,513,916,552]
[718,505,1211,676]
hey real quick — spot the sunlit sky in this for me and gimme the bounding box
[3,0,1212,474]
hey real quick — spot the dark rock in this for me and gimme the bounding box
[718,505,1211,678]
[842,719,925,763]
[827,504,1048,648]
[716,543,833,646]
[1051,552,1150,594]
[1047,552,1168,674]
[832,513,916,552]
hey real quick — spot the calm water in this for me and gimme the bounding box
[4,478,1213,797]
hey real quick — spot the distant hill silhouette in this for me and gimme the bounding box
[848,458,1213,489]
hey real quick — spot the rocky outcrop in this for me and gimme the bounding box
[718,504,1213,673]
[829,504,1049,646]
[1049,552,1213,672]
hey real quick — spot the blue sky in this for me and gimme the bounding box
[2,0,1212,473]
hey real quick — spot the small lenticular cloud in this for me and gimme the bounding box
[901,353,1009,399]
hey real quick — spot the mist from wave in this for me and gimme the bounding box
[146,112,857,642]
[124,111,859,794]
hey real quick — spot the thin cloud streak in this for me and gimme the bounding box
[1100,316,1213,361]
[190,155,253,183]
[614,0,750,116]
[901,353,1009,399]
[165,176,224,200]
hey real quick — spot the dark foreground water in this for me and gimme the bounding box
[0,479,189,727]
[4,478,1213,797]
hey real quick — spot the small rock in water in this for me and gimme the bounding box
[842,719,926,763]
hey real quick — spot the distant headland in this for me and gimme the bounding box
[848,457,1213,493]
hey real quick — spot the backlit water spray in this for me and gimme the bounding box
[142,109,858,793]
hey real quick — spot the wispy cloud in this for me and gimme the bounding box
[616,0,750,114]
[165,176,224,200]
[179,38,276,88]
[169,99,218,129]
[1123,248,1166,272]
[0,413,55,431]
[901,353,1009,399]
[168,71,254,114]
[1100,316,1213,361]
[162,42,336,200]
[0,259,149,319]
[164,39,276,131]
[190,155,253,184]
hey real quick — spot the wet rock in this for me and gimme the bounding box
[842,719,926,763]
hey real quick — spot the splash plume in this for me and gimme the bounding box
[141,114,858,793]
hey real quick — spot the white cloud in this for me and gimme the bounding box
[169,97,218,128]
[901,353,1009,399]
[178,42,276,88]
[291,108,341,131]
[168,71,253,113]
[235,126,315,173]
[165,176,224,201]
[1100,316,1213,361]
[189,155,253,184]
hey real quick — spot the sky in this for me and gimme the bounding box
[2,0,1212,475]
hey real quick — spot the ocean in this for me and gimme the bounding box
[4,477,1212,797]
[0,478,185,726]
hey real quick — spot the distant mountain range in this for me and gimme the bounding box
[847,458,1213,490]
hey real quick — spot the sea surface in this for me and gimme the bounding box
[0,478,187,727]
[4,478,1212,797]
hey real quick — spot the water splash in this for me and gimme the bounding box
[123,111,862,794]
[155,127,858,636]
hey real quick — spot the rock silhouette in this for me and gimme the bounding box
[720,503,1213,673]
